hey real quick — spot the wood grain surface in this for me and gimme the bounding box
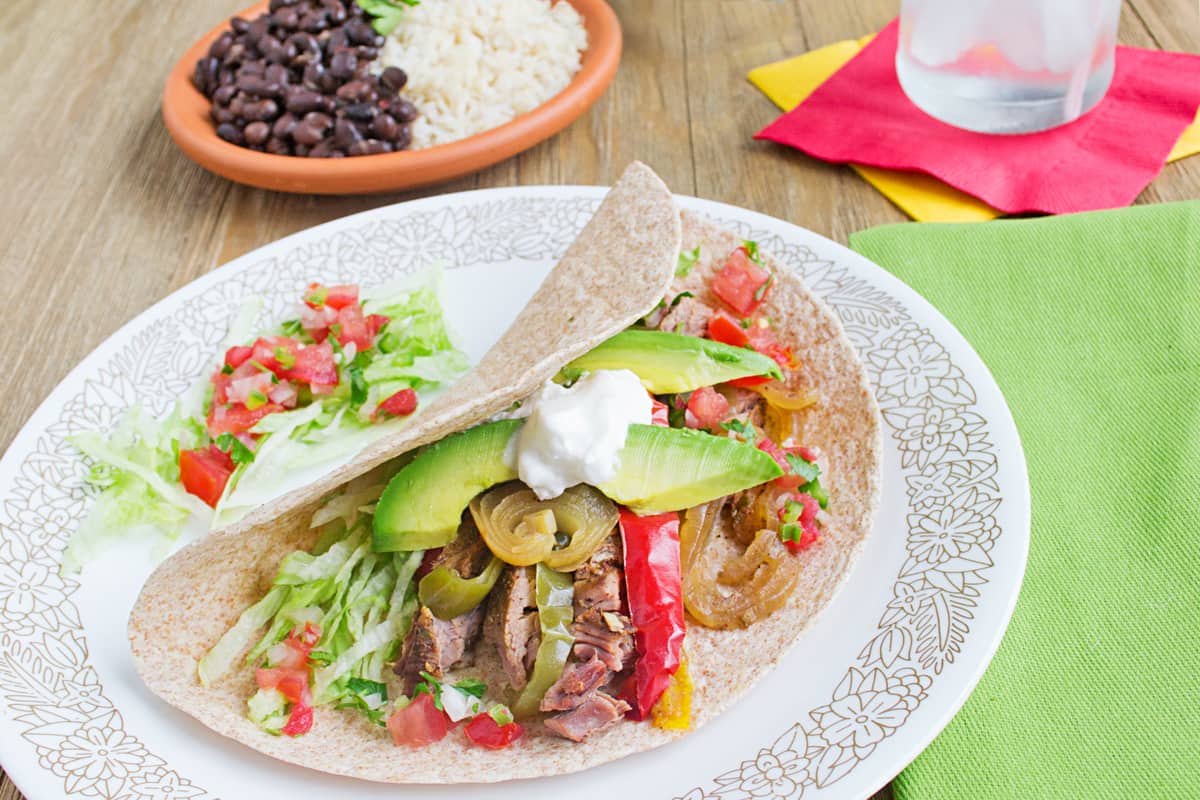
[1,1,1197,797]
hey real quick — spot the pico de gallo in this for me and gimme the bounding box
[198,238,831,751]
[65,269,468,572]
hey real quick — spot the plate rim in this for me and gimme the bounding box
[161,0,622,195]
[0,185,1030,799]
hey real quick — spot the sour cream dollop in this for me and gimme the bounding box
[505,369,651,500]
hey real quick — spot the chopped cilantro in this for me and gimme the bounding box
[220,363,234,375]
[338,677,390,726]
[720,418,756,440]
[453,678,487,699]
[415,670,444,710]
[739,317,751,329]
[667,395,688,428]
[676,245,701,277]
[785,453,820,483]
[248,360,271,374]
[742,240,762,264]
[281,319,303,337]
[215,433,256,465]
[357,0,419,36]
[307,650,334,666]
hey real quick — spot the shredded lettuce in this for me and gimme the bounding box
[65,267,468,570]
[247,688,289,734]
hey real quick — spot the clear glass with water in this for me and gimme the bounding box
[896,0,1122,134]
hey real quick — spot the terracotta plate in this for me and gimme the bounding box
[162,0,621,194]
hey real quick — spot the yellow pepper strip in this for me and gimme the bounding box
[651,652,692,731]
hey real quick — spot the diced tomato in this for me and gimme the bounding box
[685,386,730,430]
[255,667,311,705]
[224,345,254,369]
[746,322,796,371]
[650,397,670,426]
[286,341,338,387]
[334,304,373,351]
[711,247,772,316]
[324,284,359,310]
[464,712,524,750]
[757,436,789,469]
[797,445,819,462]
[207,402,284,437]
[375,388,418,421]
[247,336,301,378]
[387,693,450,748]
[706,311,750,347]
[367,314,390,338]
[179,446,234,507]
[280,702,314,736]
[285,622,320,657]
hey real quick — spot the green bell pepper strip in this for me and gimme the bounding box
[513,564,575,718]
[417,556,504,620]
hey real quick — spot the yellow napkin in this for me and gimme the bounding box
[749,37,1200,222]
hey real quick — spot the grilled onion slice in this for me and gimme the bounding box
[469,483,619,570]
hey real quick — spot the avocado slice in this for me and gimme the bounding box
[598,424,782,514]
[373,419,782,553]
[373,419,521,552]
[562,329,782,393]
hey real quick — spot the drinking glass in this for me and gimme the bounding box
[896,0,1122,134]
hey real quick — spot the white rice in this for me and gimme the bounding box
[379,0,588,149]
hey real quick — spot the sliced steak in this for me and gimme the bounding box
[393,521,491,694]
[543,691,631,742]
[488,565,540,692]
[656,295,713,339]
[543,534,637,738]
[539,655,608,712]
[394,604,485,694]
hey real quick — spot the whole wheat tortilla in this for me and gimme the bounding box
[128,195,880,783]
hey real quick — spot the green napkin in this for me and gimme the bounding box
[849,201,1200,799]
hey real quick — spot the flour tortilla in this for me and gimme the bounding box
[128,197,880,783]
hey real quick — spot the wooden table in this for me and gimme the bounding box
[1,0,1196,797]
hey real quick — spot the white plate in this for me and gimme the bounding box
[0,188,1029,800]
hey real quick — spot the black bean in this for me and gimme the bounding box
[213,84,237,106]
[344,19,375,45]
[342,102,375,122]
[230,16,250,34]
[336,79,374,103]
[209,32,234,60]
[328,50,357,80]
[302,111,333,130]
[392,123,412,150]
[269,0,297,11]
[264,63,290,85]
[390,98,418,123]
[260,35,290,64]
[272,6,299,28]
[218,68,237,87]
[247,16,270,43]
[380,67,407,92]
[211,105,236,125]
[333,118,364,149]
[272,112,298,139]
[216,122,244,144]
[324,1,348,25]
[244,121,271,145]
[242,99,280,121]
[354,46,378,61]
[291,123,324,145]
[236,74,281,98]
[238,59,266,77]
[289,32,321,59]
[285,87,325,113]
[265,135,291,155]
[300,12,328,33]
[193,56,219,95]
[293,143,310,156]
[228,93,247,118]
[371,112,400,141]
[347,139,392,156]
[325,28,349,53]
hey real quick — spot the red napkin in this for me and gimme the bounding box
[757,20,1200,215]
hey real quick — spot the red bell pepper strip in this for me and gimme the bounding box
[618,508,685,720]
